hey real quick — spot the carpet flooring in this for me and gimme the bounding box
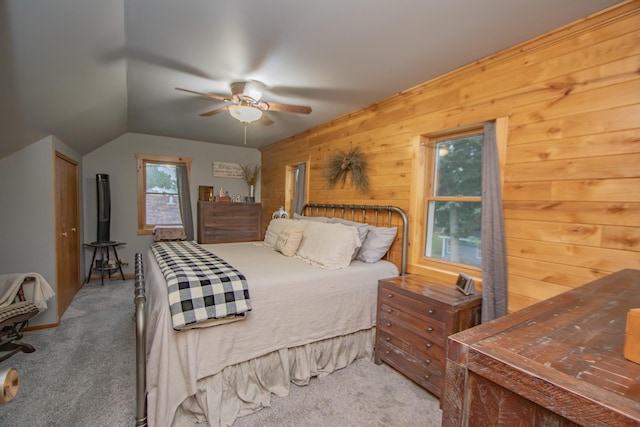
[0,278,442,426]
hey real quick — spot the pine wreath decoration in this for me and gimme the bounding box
[326,148,369,192]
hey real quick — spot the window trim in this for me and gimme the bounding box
[135,153,192,235]
[409,118,508,281]
[421,127,484,272]
[284,159,310,215]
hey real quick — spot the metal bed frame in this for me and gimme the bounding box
[134,253,147,426]
[134,203,408,426]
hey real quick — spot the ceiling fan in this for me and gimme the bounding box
[176,80,312,125]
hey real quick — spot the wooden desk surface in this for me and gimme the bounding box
[444,268,640,426]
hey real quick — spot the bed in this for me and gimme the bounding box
[135,204,409,426]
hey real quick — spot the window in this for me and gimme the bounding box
[423,129,483,268]
[136,154,192,234]
[285,160,308,216]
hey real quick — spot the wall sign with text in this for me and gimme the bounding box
[212,162,243,178]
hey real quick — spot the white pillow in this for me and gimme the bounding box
[296,222,361,269]
[264,218,300,247]
[275,228,303,257]
[357,226,397,263]
[330,218,369,260]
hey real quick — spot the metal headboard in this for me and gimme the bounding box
[302,203,408,275]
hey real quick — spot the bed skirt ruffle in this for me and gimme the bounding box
[172,327,375,426]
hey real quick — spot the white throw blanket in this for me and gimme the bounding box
[0,273,55,311]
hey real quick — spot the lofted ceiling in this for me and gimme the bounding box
[0,0,623,159]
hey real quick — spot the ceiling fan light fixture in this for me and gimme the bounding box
[228,104,263,123]
[231,80,265,102]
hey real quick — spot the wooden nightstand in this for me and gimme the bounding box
[375,274,482,398]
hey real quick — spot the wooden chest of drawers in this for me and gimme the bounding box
[197,201,262,243]
[375,274,482,398]
[443,269,640,426]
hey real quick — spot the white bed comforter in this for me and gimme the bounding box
[145,242,398,427]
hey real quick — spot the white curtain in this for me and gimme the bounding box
[176,164,194,241]
[480,122,508,322]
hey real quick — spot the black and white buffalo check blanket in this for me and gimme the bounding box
[151,241,251,330]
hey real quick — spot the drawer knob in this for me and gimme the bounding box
[424,359,431,365]
[424,374,430,380]
[385,308,393,314]
[387,294,393,298]
[385,350,390,355]
[426,327,434,332]
[428,309,435,315]
[425,343,432,349]
[386,321,393,327]
[385,336,391,342]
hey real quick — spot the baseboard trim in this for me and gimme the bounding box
[25,321,59,331]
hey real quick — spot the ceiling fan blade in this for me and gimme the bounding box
[264,102,312,114]
[259,115,274,126]
[199,106,230,117]
[101,47,218,80]
[176,87,231,102]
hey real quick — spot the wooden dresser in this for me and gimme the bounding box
[443,269,640,426]
[375,274,482,398]
[197,201,262,243]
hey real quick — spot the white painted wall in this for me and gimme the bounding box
[0,135,82,327]
[81,133,261,277]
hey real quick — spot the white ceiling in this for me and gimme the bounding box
[0,0,622,159]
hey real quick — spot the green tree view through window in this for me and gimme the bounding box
[425,133,483,267]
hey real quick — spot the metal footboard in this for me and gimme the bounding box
[134,252,147,426]
[302,203,408,275]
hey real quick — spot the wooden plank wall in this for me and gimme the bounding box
[261,1,640,313]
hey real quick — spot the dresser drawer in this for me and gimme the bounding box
[204,206,260,224]
[377,339,443,397]
[378,284,448,324]
[203,227,260,243]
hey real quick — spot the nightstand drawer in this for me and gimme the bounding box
[379,307,446,348]
[377,339,443,396]
[378,285,447,324]
[377,329,444,373]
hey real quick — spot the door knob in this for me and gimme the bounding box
[61,232,68,237]
[71,227,77,232]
